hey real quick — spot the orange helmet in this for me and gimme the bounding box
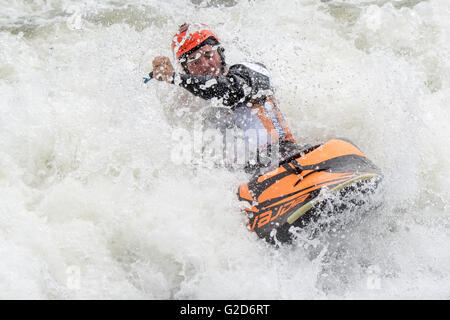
[171,23,220,61]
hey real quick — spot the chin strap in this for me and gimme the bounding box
[143,71,176,84]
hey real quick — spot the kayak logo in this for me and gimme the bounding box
[248,193,309,231]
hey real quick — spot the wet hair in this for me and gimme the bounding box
[179,37,226,74]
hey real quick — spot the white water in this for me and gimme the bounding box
[0,0,449,299]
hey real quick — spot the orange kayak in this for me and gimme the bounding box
[237,138,382,244]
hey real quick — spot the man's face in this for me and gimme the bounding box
[185,44,223,76]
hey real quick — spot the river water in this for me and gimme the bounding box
[0,0,449,299]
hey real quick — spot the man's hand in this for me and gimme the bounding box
[152,56,174,82]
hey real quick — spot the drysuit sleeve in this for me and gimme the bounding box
[174,63,274,109]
